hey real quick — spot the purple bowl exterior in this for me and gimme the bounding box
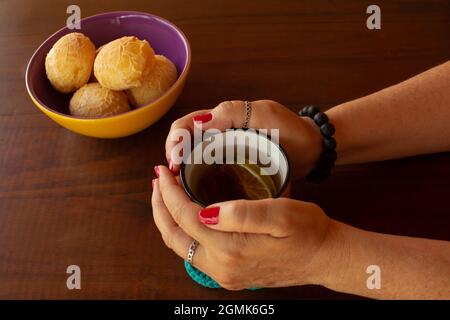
[26,11,190,117]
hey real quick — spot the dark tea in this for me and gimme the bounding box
[187,162,282,206]
[180,129,289,206]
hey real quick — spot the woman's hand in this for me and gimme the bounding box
[152,165,335,290]
[152,165,450,297]
[165,100,322,179]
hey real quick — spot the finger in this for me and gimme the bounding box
[193,100,246,131]
[156,165,228,245]
[198,198,292,237]
[166,100,275,172]
[151,178,207,270]
[193,100,275,131]
[165,109,211,172]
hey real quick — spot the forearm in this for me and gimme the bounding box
[314,220,450,299]
[326,60,450,165]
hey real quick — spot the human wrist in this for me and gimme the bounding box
[305,220,377,297]
[301,116,323,174]
[303,219,352,288]
[325,102,362,166]
[298,107,338,181]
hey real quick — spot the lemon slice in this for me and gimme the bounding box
[227,163,276,200]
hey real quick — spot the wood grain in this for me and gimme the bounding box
[0,0,448,299]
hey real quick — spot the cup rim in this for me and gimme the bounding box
[24,10,191,122]
[180,129,291,207]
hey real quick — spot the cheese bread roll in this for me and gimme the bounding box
[45,32,96,93]
[69,83,130,118]
[127,54,177,107]
[94,36,155,91]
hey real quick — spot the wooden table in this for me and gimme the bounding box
[0,0,449,299]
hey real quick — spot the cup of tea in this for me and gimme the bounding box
[180,129,290,206]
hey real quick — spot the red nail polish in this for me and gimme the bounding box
[154,166,160,178]
[198,207,220,225]
[192,113,212,123]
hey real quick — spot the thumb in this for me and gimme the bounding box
[197,198,292,238]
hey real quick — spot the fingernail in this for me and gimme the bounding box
[154,166,160,178]
[192,113,212,123]
[198,207,220,225]
[168,159,179,175]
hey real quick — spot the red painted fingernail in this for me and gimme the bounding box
[192,113,212,123]
[198,207,220,225]
[154,166,160,178]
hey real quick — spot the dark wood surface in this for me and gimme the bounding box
[0,0,449,299]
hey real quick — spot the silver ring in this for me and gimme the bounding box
[186,240,199,264]
[242,101,252,129]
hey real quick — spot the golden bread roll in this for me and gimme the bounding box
[127,55,177,107]
[69,83,130,118]
[45,32,96,93]
[94,36,155,91]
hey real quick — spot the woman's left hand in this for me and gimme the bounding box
[151,165,338,290]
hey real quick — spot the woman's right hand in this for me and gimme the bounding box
[165,100,322,179]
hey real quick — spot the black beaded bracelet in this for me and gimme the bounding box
[298,105,337,183]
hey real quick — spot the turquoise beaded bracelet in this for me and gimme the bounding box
[184,260,221,288]
[184,261,259,290]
